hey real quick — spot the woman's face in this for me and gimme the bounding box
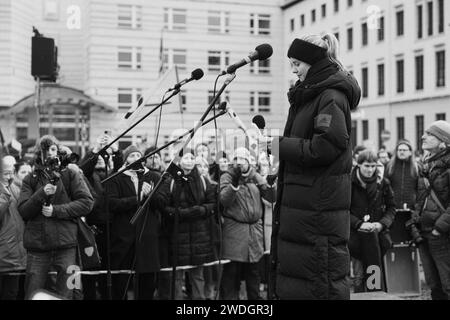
[146,154,161,170]
[16,164,32,181]
[196,145,209,160]
[196,162,209,177]
[126,152,142,165]
[422,132,443,152]
[180,153,195,172]
[218,158,229,172]
[47,144,58,158]
[359,161,377,178]
[289,57,311,82]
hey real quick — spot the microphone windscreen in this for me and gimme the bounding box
[255,44,273,61]
[252,115,266,130]
[218,101,227,111]
[191,68,204,80]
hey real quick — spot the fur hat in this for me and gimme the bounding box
[232,147,251,164]
[36,135,59,154]
[426,121,450,145]
[122,145,142,162]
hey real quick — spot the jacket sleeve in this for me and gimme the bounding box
[107,178,138,215]
[0,185,11,223]
[379,180,397,229]
[278,97,350,168]
[350,211,363,230]
[79,151,98,179]
[52,168,94,220]
[18,175,47,221]
[434,170,450,234]
[253,172,276,203]
[219,172,239,208]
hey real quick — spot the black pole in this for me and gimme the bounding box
[170,177,183,300]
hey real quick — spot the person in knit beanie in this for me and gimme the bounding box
[412,120,450,300]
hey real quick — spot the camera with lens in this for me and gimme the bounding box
[43,157,62,185]
[405,218,424,245]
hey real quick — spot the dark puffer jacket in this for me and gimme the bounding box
[157,169,219,268]
[385,160,418,209]
[415,148,450,234]
[18,167,94,251]
[271,58,361,300]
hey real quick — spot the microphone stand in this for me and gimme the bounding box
[119,73,236,300]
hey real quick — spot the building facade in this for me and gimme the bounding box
[282,0,449,152]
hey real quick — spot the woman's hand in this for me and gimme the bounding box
[431,229,441,237]
[359,222,375,232]
[42,205,53,217]
[43,184,57,196]
[373,222,384,232]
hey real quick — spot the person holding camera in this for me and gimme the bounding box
[413,121,450,300]
[348,150,396,293]
[219,147,276,300]
[18,135,94,300]
[107,145,161,300]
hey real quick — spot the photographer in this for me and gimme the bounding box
[413,121,450,300]
[18,135,94,300]
[349,150,396,293]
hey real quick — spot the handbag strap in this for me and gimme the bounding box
[430,189,446,213]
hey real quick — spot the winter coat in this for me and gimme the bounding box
[220,167,276,263]
[385,160,418,209]
[414,148,450,234]
[156,169,219,268]
[350,169,396,231]
[107,168,161,273]
[18,166,94,252]
[0,182,26,272]
[271,58,361,300]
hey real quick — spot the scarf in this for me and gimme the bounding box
[356,168,378,201]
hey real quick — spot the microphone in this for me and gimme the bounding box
[225,105,248,134]
[251,115,266,137]
[167,68,204,92]
[221,44,273,75]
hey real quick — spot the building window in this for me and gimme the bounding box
[416,115,424,151]
[377,63,385,96]
[334,32,339,41]
[378,16,385,41]
[164,8,187,31]
[351,120,357,147]
[163,49,187,72]
[118,46,142,69]
[334,0,339,13]
[362,22,368,46]
[378,118,385,149]
[311,9,316,23]
[436,113,446,121]
[208,90,229,105]
[362,67,368,98]
[290,19,295,32]
[43,0,59,21]
[417,5,423,39]
[208,51,229,72]
[427,1,433,36]
[362,120,369,140]
[396,10,404,36]
[415,55,424,90]
[397,117,405,141]
[250,91,271,113]
[250,14,271,35]
[208,11,230,34]
[118,88,142,111]
[250,59,270,74]
[300,14,305,27]
[118,4,142,29]
[321,4,326,18]
[347,27,353,50]
[348,0,353,8]
[396,59,404,93]
[436,50,446,87]
[438,0,444,33]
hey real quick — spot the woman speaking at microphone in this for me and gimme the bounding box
[265,34,361,300]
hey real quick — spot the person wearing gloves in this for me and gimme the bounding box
[18,135,94,300]
[107,145,161,300]
[413,120,450,300]
[156,148,219,300]
[349,149,396,293]
[219,147,276,300]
